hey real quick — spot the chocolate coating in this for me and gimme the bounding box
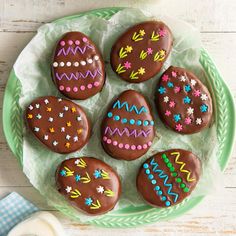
[56,157,121,215]
[155,66,213,134]
[52,32,105,100]
[101,90,155,161]
[111,21,173,83]
[136,149,201,208]
[25,96,91,154]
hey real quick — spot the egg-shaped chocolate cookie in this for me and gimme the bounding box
[52,32,105,100]
[155,66,213,134]
[136,149,201,208]
[101,90,155,161]
[110,21,173,83]
[56,157,121,215]
[26,96,91,153]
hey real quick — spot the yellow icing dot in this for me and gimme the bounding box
[139,29,145,36]
[71,107,76,113]
[27,114,33,119]
[125,45,133,53]
[49,127,55,133]
[65,142,70,148]
[138,67,145,75]
[67,121,72,127]
[47,107,52,112]
[77,129,83,135]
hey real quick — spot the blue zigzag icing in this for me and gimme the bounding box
[150,158,179,203]
[112,100,147,114]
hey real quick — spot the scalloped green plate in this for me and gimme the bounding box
[2,7,236,228]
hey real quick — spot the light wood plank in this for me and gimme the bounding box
[0,0,236,32]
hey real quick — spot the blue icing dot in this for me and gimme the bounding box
[145,169,150,175]
[154,186,160,191]
[148,174,154,180]
[136,120,142,126]
[158,86,166,94]
[184,84,191,92]
[161,196,167,201]
[165,201,171,207]
[107,112,112,118]
[114,115,120,121]
[121,118,127,124]
[150,121,154,126]
[200,104,208,112]
[130,119,135,125]
[167,82,174,88]
[151,179,157,185]
[143,163,149,169]
[158,190,163,196]
[143,120,149,126]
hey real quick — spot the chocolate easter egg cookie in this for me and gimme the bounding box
[52,32,105,100]
[101,90,155,161]
[155,66,213,134]
[26,96,91,153]
[110,21,173,83]
[56,157,121,215]
[137,149,201,208]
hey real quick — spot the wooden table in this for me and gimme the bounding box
[0,1,236,235]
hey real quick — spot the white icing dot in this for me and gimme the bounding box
[87,58,93,64]
[80,61,86,66]
[53,62,58,67]
[74,62,79,67]
[60,62,65,67]
[53,141,58,146]
[94,55,99,61]
[66,61,72,67]
[44,135,48,140]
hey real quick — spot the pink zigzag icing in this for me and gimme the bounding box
[104,126,151,138]
[55,69,102,81]
[57,45,94,56]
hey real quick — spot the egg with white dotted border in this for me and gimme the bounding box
[52,32,105,100]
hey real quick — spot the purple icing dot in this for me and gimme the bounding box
[131,145,136,150]
[137,145,142,150]
[94,81,99,87]
[80,85,85,91]
[118,143,123,148]
[82,37,88,42]
[148,141,152,146]
[59,85,64,91]
[125,144,130,150]
[73,87,78,92]
[60,41,65,46]
[103,136,107,141]
[113,141,118,146]
[107,139,111,144]
[143,144,148,149]
[75,40,80,45]
[66,87,71,92]
[87,83,92,89]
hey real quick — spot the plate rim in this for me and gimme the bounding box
[2,7,236,228]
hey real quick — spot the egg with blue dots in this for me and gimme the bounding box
[136,149,201,207]
[51,32,105,100]
[101,89,155,161]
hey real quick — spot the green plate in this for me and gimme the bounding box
[2,7,236,228]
